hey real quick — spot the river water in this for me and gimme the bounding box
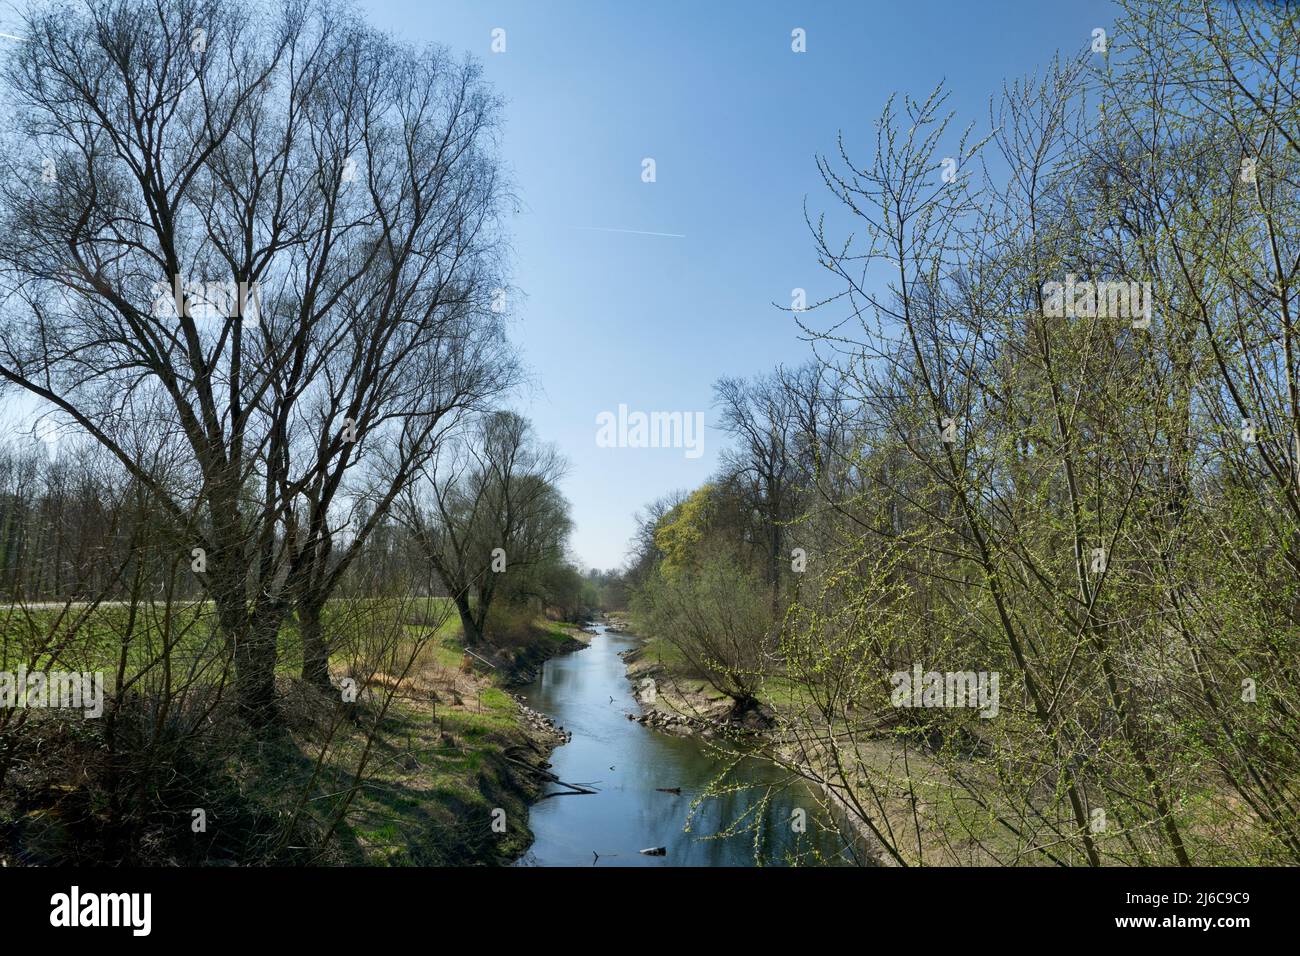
[513,624,854,866]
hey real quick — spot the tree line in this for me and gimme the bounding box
[0,0,605,864]
[0,0,598,720]
[629,0,1300,865]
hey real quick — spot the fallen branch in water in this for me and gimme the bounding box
[503,754,598,797]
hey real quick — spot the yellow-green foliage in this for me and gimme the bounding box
[654,484,716,577]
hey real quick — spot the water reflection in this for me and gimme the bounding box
[514,626,853,866]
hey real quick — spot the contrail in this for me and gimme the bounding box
[572,226,685,239]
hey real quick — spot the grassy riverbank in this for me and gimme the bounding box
[300,619,589,866]
[622,636,732,730]
[0,603,588,866]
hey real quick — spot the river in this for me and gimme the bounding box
[513,624,854,866]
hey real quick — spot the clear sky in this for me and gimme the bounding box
[348,0,1118,571]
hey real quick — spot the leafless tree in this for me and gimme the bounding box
[0,0,514,723]
[401,411,569,645]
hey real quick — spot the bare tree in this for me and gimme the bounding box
[401,411,569,645]
[0,0,513,723]
[714,371,800,607]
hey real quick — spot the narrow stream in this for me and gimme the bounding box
[514,624,852,866]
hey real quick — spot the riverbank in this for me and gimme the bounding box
[513,622,849,865]
[612,616,891,866]
[619,624,773,736]
[621,637,733,735]
[319,619,589,866]
[0,614,590,867]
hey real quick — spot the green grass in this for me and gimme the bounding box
[633,635,688,669]
[538,620,583,645]
[758,674,821,712]
[0,596,464,687]
[1,596,566,865]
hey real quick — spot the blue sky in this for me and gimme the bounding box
[349,0,1117,570]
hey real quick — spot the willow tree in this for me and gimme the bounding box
[0,0,513,723]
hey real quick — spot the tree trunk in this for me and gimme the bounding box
[299,597,332,690]
[214,571,280,728]
[233,620,279,727]
[453,591,480,644]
